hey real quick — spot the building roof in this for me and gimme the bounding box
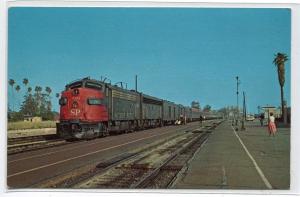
[261,106,276,109]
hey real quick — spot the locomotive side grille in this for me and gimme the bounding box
[142,97,163,105]
[112,90,137,102]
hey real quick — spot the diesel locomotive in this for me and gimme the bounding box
[57,77,201,139]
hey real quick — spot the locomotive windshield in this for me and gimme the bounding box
[67,81,83,90]
[85,81,102,91]
[66,80,103,91]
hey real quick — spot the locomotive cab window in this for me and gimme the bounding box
[87,98,102,105]
[67,82,83,90]
[85,82,102,91]
[59,97,67,106]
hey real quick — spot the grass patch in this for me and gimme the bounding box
[8,121,57,130]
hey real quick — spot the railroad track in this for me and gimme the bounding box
[7,122,202,155]
[8,134,59,145]
[7,134,66,155]
[34,120,223,189]
[132,127,213,189]
[74,121,223,189]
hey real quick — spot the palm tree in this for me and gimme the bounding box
[35,86,42,93]
[23,78,29,94]
[45,86,52,95]
[273,52,288,119]
[35,86,38,93]
[23,78,29,86]
[15,85,21,92]
[15,85,21,111]
[45,87,52,112]
[34,86,43,115]
[8,79,15,111]
[28,87,32,94]
[35,86,43,102]
[9,79,15,88]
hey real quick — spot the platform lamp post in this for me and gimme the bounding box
[135,75,138,92]
[235,76,240,127]
[241,91,246,131]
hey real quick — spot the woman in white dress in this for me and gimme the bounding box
[268,112,277,136]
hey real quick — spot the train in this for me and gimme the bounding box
[57,77,201,140]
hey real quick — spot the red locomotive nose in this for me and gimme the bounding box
[59,86,108,124]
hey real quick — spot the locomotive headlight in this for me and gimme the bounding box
[72,101,79,108]
[73,88,79,95]
[59,97,67,106]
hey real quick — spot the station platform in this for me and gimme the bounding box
[173,120,290,189]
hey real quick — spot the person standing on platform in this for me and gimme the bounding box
[268,112,277,136]
[259,113,265,126]
[200,115,204,127]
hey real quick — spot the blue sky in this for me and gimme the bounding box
[8,8,291,113]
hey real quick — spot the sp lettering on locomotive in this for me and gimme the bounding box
[70,109,81,116]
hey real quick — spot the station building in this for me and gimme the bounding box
[261,106,281,119]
